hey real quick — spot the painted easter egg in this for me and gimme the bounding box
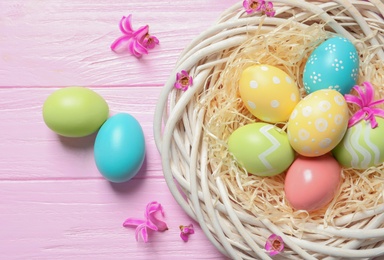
[285,155,341,211]
[332,117,384,169]
[43,86,109,137]
[303,37,359,95]
[228,122,295,176]
[287,89,349,157]
[94,113,145,183]
[239,64,300,123]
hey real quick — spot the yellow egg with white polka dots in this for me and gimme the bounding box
[287,89,349,157]
[239,64,300,123]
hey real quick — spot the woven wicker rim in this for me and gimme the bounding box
[154,1,384,259]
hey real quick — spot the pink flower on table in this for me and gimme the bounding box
[243,0,265,14]
[265,234,284,256]
[111,14,159,58]
[179,224,194,242]
[262,2,276,17]
[123,201,168,242]
[174,70,193,91]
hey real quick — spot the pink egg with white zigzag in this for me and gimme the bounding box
[228,122,295,176]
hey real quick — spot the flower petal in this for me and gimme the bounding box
[174,82,183,90]
[143,35,159,49]
[134,223,147,242]
[345,93,364,108]
[140,226,149,243]
[145,201,163,216]
[180,70,189,77]
[187,227,195,234]
[133,40,148,55]
[110,35,132,52]
[119,15,132,34]
[143,202,168,231]
[123,14,134,33]
[123,218,145,227]
[180,232,189,242]
[348,109,365,127]
[243,0,249,9]
[145,220,159,231]
[127,39,140,57]
[189,76,193,86]
[176,72,183,81]
[362,82,374,105]
[134,25,149,42]
[148,212,168,232]
[128,39,147,58]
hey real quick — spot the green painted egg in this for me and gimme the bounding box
[43,87,109,137]
[228,122,295,176]
[332,117,384,169]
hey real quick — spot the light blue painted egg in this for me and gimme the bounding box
[94,113,145,183]
[303,37,359,95]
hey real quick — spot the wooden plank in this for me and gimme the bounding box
[0,0,237,87]
[0,87,165,180]
[0,0,238,258]
[0,179,224,259]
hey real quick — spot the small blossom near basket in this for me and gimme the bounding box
[154,1,384,259]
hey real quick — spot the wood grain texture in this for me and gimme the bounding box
[0,179,223,259]
[0,0,237,258]
[0,0,237,87]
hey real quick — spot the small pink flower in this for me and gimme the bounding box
[243,0,265,14]
[179,224,194,242]
[344,82,384,129]
[111,14,159,58]
[123,201,168,242]
[174,70,193,91]
[265,234,284,256]
[262,1,276,17]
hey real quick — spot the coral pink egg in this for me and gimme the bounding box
[284,155,341,211]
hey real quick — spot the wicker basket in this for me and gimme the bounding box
[154,1,384,259]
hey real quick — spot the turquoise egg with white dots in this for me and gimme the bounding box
[303,37,359,95]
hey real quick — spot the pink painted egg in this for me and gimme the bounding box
[284,155,341,211]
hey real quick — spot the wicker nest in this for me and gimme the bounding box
[154,1,384,259]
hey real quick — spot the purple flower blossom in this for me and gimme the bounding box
[262,2,276,17]
[265,234,284,256]
[111,14,159,58]
[179,224,194,242]
[243,0,276,17]
[123,201,168,242]
[174,70,193,91]
[344,82,384,129]
[243,0,265,14]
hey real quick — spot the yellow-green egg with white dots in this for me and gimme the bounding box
[287,89,349,157]
[239,64,300,123]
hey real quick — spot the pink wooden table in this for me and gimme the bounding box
[0,1,236,258]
